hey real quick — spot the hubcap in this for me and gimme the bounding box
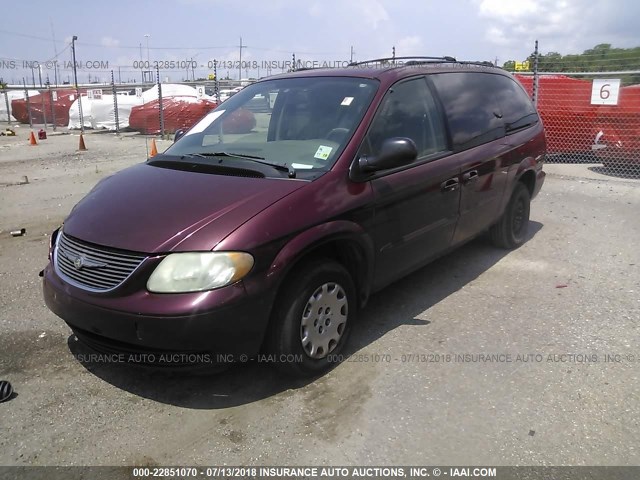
[300,282,348,359]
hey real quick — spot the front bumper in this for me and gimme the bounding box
[42,263,271,359]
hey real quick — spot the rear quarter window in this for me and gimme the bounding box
[491,75,540,133]
[430,72,506,151]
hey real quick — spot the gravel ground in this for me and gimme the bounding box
[0,130,639,467]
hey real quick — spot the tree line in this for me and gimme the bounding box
[503,44,640,84]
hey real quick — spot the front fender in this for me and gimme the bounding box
[267,220,375,305]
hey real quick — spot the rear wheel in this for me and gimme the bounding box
[490,182,531,249]
[267,259,356,377]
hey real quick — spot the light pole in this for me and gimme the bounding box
[71,35,84,133]
[144,34,151,83]
[139,42,143,83]
[144,34,151,61]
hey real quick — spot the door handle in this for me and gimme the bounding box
[462,170,479,184]
[441,178,459,192]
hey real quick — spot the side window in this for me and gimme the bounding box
[365,77,447,159]
[492,75,539,133]
[430,72,505,151]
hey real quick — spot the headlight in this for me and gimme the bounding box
[147,252,254,293]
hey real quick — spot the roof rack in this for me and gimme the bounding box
[348,56,457,67]
[348,56,498,69]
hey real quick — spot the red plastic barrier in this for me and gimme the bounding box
[515,75,597,155]
[11,90,82,126]
[221,108,257,134]
[129,97,218,135]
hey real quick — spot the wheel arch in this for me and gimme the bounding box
[517,168,536,197]
[266,221,375,311]
[259,221,375,354]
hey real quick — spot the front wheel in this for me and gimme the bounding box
[266,259,356,377]
[490,182,531,249]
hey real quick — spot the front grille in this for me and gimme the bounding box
[55,232,147,292]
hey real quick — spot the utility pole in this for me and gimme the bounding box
[144,34,151,84]
[71,35,84,133]
[392,46,396,62]
[238,37,245,82]
[350,46,355,63]
[144,34,151,62]
[50,18,59,87]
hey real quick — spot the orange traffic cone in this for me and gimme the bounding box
[78,134,87,151]
[150,138,158,157]
[29,131,38,145]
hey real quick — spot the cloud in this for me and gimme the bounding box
[485,27,509,46]
[476,0,640,58]
[353,0,389,29]
[101,36,120,48]
[395,35,423,56]
[478,0,539,20]
[308,3,322,16]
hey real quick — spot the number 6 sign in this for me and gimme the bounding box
[591,79,621,105]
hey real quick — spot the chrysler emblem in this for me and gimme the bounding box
[62,250,107,270]
[73,256,84,270]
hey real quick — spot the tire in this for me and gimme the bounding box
[490,182,531,249]
[267,259,356,377]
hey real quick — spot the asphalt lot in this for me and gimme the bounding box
[0,129,639,466]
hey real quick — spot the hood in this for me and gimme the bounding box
[62,162,305,253]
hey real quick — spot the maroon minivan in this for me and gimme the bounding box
[43,58,546,376]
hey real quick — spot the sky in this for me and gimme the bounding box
[0,0,639,85]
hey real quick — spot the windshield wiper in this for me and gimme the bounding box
[184,152,296,178]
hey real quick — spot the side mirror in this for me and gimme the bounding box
[358,137,418,172]
[174,129,187,142]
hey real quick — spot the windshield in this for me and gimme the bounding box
[164,76,379,179]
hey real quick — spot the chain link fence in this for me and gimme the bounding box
[510,43,640,179]
[1,66,248,139]
[515,71,640,179]
[3,57,639,179]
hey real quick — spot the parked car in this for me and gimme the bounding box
[42,57,546,377]
[217,89,235,103]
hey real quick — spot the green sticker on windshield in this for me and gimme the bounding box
[314,145,333,160]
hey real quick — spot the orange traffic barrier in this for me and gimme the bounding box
[78,134,87,151]
[150,138,158,157]
[29,131,37,145]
